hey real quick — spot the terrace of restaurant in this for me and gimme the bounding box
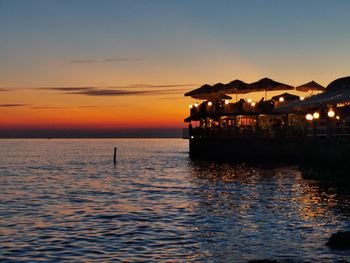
[184,77,350,140]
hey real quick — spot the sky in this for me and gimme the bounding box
[1,0,350,137]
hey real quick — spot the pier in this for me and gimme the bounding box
[184,76,350,165]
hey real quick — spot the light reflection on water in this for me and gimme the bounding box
[0,139,350,262]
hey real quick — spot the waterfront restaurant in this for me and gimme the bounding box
[184,76,350,140]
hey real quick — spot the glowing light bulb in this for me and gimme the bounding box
[306,114,313,121]
[189,104,193,109]
[225,100,229,105]
[327,110,335,118]
[194,102,199,107]
[279,97,284,102]
[208,101,213,106]
[313,112,320,119]
[300,97,305,100]
[247,98,252,103]
[251,102,256,107]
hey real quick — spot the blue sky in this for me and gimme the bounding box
[1,0,350,87]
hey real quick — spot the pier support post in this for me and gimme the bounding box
[113,147,117,164]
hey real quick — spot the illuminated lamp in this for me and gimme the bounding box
[279,97,284,102]
[189,104,193,109]
[251,102,256,107]
[194,102,199,107]
[327,110,335,118]
[225,100,229,105]
[208,101,213,106]
[300,97,305,100]
[306,114,313,121]
[336,116,340,120]
[313,112,320,119]
[247,98,252,103]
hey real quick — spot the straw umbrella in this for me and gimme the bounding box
[184,84,213,98]
[224,79,249,101]
[248,78,294,99]
[296,81,325,94]
[271,92,300,102]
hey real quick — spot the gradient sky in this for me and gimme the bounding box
[1,0,350,137]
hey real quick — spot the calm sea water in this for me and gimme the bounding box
[1,139,350,262]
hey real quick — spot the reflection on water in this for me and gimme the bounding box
[0,139,350,262]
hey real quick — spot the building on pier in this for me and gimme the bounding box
[183,76,350,163]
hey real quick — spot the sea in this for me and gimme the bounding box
[1,139,350,262]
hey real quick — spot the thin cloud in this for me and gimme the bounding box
[149,84,197,88]
[104,57,143,62]
[30,104,128,109]
[65,88,188,97]
[69,89,150,96]
[67,59,97,64]
[66,57,143,64]
[41,87,94,91]
[119,83,198,89]
[159,97,182,100]
[40,86,188,97]
[0,104,30,107]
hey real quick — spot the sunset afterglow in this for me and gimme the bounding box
[1,0,350,137]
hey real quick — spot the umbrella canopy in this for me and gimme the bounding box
[224,79,249,94]
[275,76,350,112]
[295,81,325,92]
[211,82,227,92]
[248,77,294,92]
[185,77,293,99]
[271,92,300,101]
[184,84,212,97]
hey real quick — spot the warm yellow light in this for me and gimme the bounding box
[251,102,256,107]
[313,112,320,119]
[208,101,213,106]
[336,115,340,120]
[194,102,199,107]
[300,97,305,100]
[279,97,284,102]
[189,104,193,109]
[225,100,229,105]
[327,110,335,118]
[247,98,252,103]
[306,114,313,121]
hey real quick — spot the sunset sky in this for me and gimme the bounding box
[1,0,350,137]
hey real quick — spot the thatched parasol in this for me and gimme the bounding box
[271,92,300,101]
[248,78,294,99]
[296,81,325,92]
[184,84,213,98]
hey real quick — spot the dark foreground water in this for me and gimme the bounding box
[1,139,350,262]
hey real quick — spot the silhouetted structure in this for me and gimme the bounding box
[184,76,350,166]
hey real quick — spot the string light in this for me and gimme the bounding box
[306,114,313,121]
[327,110,335,118]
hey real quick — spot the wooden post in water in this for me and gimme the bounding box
[113,147,117,164]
